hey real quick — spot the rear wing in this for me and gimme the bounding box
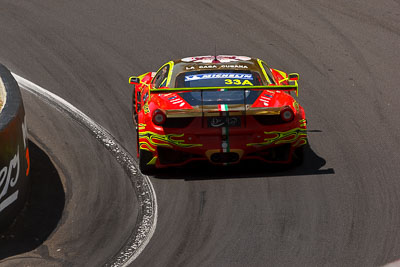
[151,81,299,125]
[149,81,299,96]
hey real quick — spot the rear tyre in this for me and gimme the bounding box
[292,144,308,166]
[135,125,139,158]
[139,149,156,174]
[132,89,137,124]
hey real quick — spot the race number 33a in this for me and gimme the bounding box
[224,79,253,86]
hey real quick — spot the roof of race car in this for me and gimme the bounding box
[171,55,261,71]
[163,55,271,87]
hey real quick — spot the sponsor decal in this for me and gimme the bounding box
[181,55,251,63]
[259,93,274,106]
[0,148,20,213]
[185,65,249,70]
[220,65,248,69]
[199,65,217,69]
[185,73,253,82]
[218,104,228,112]
[0,117,28,214]
[208,116,240,128]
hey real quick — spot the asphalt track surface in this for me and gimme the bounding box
[1,0,400,266]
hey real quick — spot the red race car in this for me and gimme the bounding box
[129,55,308,173]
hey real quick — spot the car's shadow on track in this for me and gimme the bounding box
[0,140,64,260]
[151,144,334,180]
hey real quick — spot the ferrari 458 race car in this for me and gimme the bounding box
[129,55,308,173]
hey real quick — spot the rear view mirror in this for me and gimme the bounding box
[129,76,141,84]
[288,73,299,81]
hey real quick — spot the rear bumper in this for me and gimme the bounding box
[154,143,297,168]
[138,120,307,168]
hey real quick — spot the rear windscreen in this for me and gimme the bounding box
[176,70,262,88]
[174,70,264,105]
[174,71,264,106]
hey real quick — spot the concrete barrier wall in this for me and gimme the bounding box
[0,64,30,230]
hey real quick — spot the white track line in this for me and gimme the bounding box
[383,259,400,267]
[0,77,6,112]
[12,73,157,267]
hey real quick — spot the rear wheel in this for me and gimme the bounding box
[139,149,156,174]
[135,125,139,158]
[132,90,140,158]
[131,89,137,124]
[292,143,308,166]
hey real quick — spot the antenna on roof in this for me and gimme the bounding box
[212,44,220,63]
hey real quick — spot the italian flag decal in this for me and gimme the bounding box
[218,104,229,112]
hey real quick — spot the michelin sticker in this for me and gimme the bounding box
[185,73,253,82]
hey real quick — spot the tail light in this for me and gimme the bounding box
[152,109,166,125]
[280,106,294,122]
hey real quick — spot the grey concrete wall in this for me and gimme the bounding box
[0,64,30,231]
